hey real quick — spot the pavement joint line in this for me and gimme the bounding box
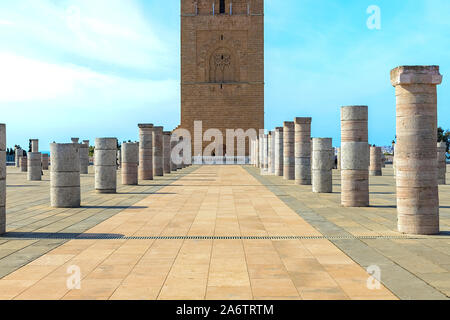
[243,166,449,300]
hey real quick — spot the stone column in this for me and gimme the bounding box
[294,117,312,185]
[30,139,39,152]
[163,132,171,174]
[71,138,79,144]
[138,124,154,180]
[121,142,139,185]
[337,147,341,170]
[437,142,447,185]
[41,154,49,170]
[274,127,283,176]
[20,157,27,172]
[267,132,273,174]
[369,146,383,176]
[15,148,22,167]
[50,143,80,208]
[95,138,117,194]
[391,66,442,234]
[170,138,177,172]
[178,136,184,170]
[283,122,295,180]
[259,134,264,169]
[27,152,42,181]
[269,131,276,174]
[153,126,164,177]
[381,153,386,168]
[341,106,369,207]
[0,124,5,234]
[261,134,268,174]
[312,138,333,193]
[79,141,89,174]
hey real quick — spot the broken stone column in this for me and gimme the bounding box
[274,127,283,176]
[153,126,164,177]
[27,152,42,181]
[268,132,274,174]
[341,106,369,207]
[369,146,383,176]
[312,138,333,193]
[50,143,80,208]
[15,147,22,167]
[121,142,139,185]
[294,117,312,185]
[30,139,39,152]
[138,124,154,180]
[79,141,89,174]
[20,157,27,172]
[0,124,5,234]
[163,132,171,174]
[437,142,447,185]
[94,138,117,194]
[283,122,295,180]
[391,66,442,234]
[41,154,49,170]
[71,138,79,144]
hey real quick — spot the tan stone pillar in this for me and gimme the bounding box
[369,146,382,176]
[437,142,446,185]
[153,126,164,177]
[30,139,39,152]
[283,122,295,180]
[163,132,171,174]
[312,138,333,193]
[122,142,139,185]
[294,117,312,185]
[0,124,5,234]
[274,127,283,176]
[138,124,153,180]
[20,157,27,172]
[41,154,49,170]
[391,65,442,235]
[170,138,178,172]
[341,106,369,207]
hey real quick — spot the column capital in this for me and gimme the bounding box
[390,65,442,86]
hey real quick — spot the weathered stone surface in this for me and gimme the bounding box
[20,157,27,172]
[41,153,49,170]
[294,117,312,185]
[79,143,89,174]
[138,124,154,180]
[274,127,283,176]
[122,142,139,185]
[369,146,383,176]
[30,139,39,153]
[341,106,369,207]
[163,132,172,174]
[283,122,295,180]
[15,148,22,167]
[312,138,333,193]
[153,126,164,177]
[27,152,42,181]
[437,142,447,185]
[391,65,442,235]
[95,138,117,194]
[261,134,268,175]
[50,143,80,208]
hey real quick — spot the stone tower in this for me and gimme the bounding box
[180,0,264,157]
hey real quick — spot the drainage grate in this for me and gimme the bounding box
[1,234,424,241]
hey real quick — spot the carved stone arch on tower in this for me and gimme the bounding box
[207,46,240,83]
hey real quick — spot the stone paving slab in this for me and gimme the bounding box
[245,165,450,300]
[0,166,396,300]
[0,166,197,278]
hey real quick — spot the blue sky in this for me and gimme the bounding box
[0,0,449,150]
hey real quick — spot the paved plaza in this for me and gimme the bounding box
[0,164,448,300]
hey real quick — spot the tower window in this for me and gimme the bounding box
[220,0,225,14]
